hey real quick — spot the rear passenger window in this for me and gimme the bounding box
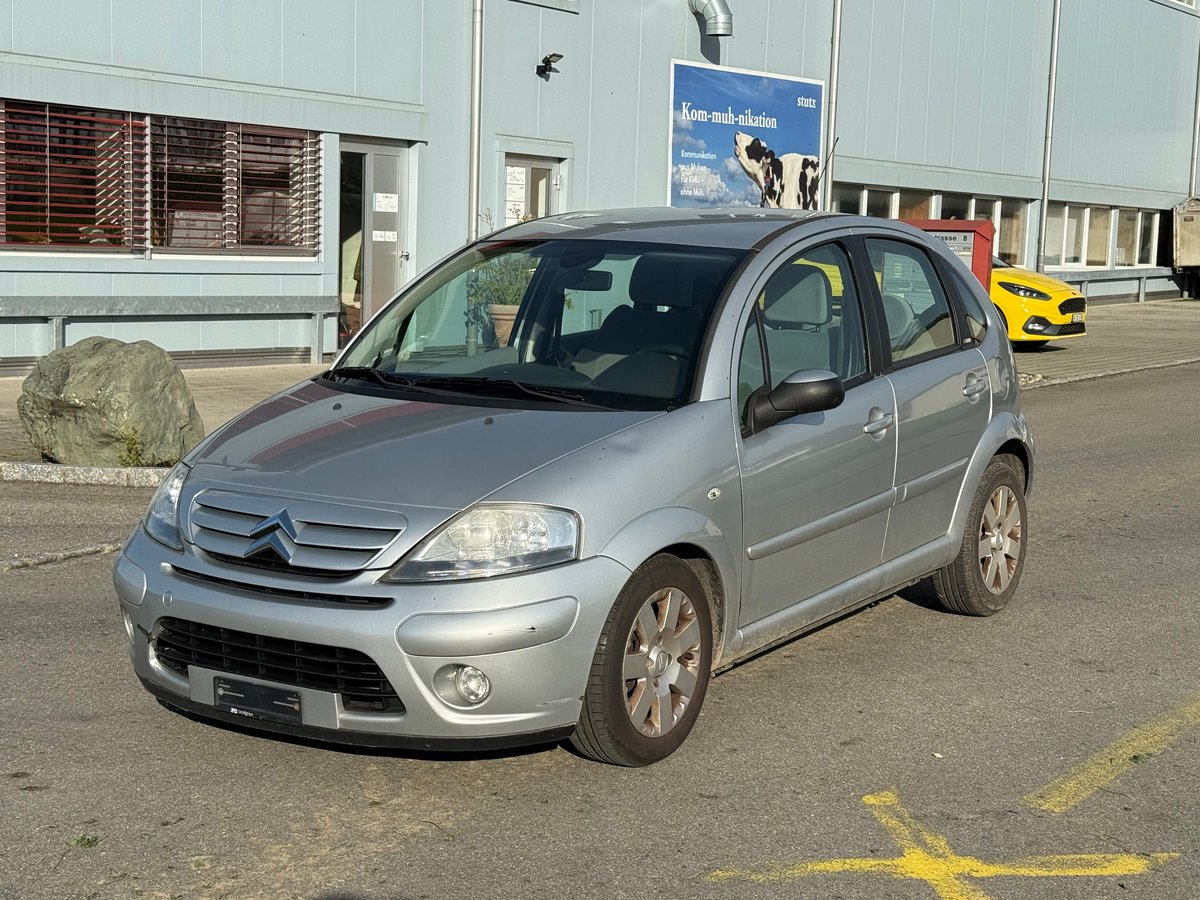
[948,267,990,343]
[866,239,957,363]
[755,243,867,387]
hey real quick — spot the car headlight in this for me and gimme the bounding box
[143,462,190,550]
[383,504,580,582]
[998,281,1051,301]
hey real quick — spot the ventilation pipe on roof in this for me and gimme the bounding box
[689,0,733,37]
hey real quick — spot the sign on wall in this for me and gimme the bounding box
[669,60,824,210]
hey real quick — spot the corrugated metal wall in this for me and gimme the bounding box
[1,0,1198,362]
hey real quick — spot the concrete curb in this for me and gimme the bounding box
[1021,356,1200,390]
[0,461,166,487]
[0,541,125,573]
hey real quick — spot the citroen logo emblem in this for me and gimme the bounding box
[243,509,299,562]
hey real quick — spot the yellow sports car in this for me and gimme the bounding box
[989,258,1086,347]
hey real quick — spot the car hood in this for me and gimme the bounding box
[992,267,1078,295]
[187,378,661,511]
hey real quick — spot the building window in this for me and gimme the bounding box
[1086,208,1111,267]
[997,201,1026,265]
[151,119,320,252]
[898,190,931,219]
[1046,203,1159,269]
[940,193,971,220]
[1115,209,1140,266]
[0,100,147,248]
[1,98,320,254]
[1064,205,1086,264]
[831,183,863,214]
[1138,211,1157,265]
[865,189,892,218]
[972,198,998,222]
[1044,202,1067,266]
[832,182,1028,264]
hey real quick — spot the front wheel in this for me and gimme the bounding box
[933,455,1028,616]
[571,555,712,766]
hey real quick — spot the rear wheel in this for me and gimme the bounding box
[571,555,712,766]
[933,455,1027,616]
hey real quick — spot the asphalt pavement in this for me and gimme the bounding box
[1,362,1197,899]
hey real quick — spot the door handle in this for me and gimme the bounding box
[963,374,988,399]
[863,412,894,435]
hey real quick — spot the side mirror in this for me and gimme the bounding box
[750,369,845,431]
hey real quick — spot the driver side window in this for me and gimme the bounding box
[756,242,867,387]
[736,242,868,433]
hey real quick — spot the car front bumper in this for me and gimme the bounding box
[114,527,632,750]
[1015,290,1087,341]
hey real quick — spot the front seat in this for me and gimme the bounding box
[570,253,708,380]
[760,263,835,384]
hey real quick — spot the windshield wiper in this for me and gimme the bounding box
[411,376,602,408]
[325,366,415,388]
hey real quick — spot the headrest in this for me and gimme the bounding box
[629,254,694,308]
[762,263,832,328]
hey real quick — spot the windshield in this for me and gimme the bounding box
[335,239,747,411]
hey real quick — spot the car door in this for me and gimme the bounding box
[736,240,897,629]
[864,237,992,561]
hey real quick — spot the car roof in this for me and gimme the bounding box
[483,207,842,250]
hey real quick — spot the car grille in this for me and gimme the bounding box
[188,490,405,577]
[172,565,390,607]
[1058,322,1086,336]
[1058,297,1086,314]
[153,617,404,713]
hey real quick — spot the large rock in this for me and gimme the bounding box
[18,337,205,467]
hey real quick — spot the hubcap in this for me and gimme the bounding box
[622,586,703,738]
[977,484,1022,595]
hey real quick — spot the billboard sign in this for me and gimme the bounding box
[669,60,825,210]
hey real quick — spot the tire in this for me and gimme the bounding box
[933,455,1027,616]
[571,555,712,766]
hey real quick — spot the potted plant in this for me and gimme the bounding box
[466,253,535,347]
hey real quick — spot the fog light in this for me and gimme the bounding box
[454,665,491,704]
[122,608,134,645]
[1023,316,1050,333]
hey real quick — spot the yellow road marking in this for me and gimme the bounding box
[709,790,1176,900]
[1025,690,1200,814]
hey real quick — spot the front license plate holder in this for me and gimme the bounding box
[214,676,302,726]
[1071,312,1084,323]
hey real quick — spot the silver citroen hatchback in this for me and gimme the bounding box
[115,208,1033,766]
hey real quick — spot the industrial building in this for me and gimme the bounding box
[1,0,1197,372]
